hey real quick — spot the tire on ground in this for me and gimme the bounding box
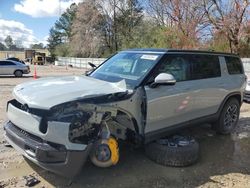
[145,136,199,167]
[14,70,23,77]
[212,98,240,135]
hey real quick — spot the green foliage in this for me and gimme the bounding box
[30,43,44,49]
[238,26,250,57]
[115,0,143,49]
[47,3,77,57]
[54,3,77,39]
[121,22,169,49]
[54,43,70,57]
[47,0,250,58]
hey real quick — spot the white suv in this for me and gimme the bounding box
[4,49,246,177]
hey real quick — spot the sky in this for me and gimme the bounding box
[0,0,83,48]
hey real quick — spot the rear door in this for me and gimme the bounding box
[184,54,226,118]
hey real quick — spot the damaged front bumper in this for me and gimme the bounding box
[4,121,92,177]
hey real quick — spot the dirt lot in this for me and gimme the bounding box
[0,65,250,188]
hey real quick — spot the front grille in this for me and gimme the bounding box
[5,121,67,163]
[8,122,43,143]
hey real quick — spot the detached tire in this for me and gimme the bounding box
[145,135,199,167]
[213,98,240,135]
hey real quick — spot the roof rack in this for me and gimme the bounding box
[123,48,238,56]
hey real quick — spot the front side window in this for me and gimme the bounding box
[155,55,188,82]
[225,56,243,74]
[90,52,162,89]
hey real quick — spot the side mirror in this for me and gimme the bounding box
[88,62,97,69]
[151,73,176,88]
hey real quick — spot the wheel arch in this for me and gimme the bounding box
[13,69,23,74]
[217,92,242,116]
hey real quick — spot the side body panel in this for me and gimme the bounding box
[144,82,194,133]
[144,54,246,135]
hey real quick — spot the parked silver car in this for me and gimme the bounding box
[0,60,30,77]
[4,49,246,177]
[244,80,250,102]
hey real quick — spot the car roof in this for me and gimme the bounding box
[122,48,239,56]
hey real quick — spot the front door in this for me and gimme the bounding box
[144,54,195,134]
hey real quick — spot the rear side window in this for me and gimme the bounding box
[153,54,221,82]
[225,56,243,74]
[187,54,221,80]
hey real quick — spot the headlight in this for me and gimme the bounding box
[49,102,81,122]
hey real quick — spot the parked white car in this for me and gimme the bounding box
[0,60,30,77]
[4,49,246,177]
[244,80,250,102]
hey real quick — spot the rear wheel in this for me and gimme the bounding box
[213,98,240,134]
[14,70,23,77]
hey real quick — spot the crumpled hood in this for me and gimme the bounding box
[13,75,128,109]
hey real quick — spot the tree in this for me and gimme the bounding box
[146,0,172,26]
[115,0,143,49]
[0,42,7,50]
[238,24,250,57]
[30,43,44,49]
[70,1,105,57]
[47,28,63,57]
[125,20,170,48]
[4,35,14,49]
[99,0,143,52]
[146,0,207,49]
[54,3,77,41]
[14,39,24,50]
[47,3,77,57]
[54,43,70,57]
[202,0,250,53]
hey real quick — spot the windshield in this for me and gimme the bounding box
[90,52,162,89]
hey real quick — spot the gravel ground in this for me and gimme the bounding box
[0,65,250,188]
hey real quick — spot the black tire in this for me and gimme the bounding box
[145,135,199,167]
[213,98,240,134]
[14,70,23,77]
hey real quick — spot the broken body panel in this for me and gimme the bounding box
[4,75,146,177]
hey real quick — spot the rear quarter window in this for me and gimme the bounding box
[225,56,243,74]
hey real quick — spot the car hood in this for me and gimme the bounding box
[13,75,128,109]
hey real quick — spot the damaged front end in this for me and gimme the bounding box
[4,87,146,177]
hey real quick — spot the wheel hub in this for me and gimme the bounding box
[224,104,238,127]
[95,144,111,162]
[157,135,195,147]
